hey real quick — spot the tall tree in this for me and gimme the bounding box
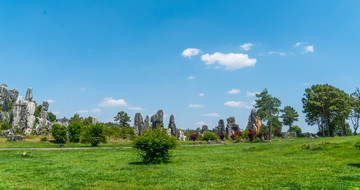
[350,88,360,135]
[254,89,281,141]
[114,111,131,128]
[281,106,299,131]
[302,84,352,137]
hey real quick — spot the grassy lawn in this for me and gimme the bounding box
[0,136,359,189]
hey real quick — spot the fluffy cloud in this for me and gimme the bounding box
[128,107,143,111]
[304,45,314,53]
[203,113,220,117]
[228,89,241,94]
[199,93,205,97]
[240,43,254,51]
[188,76,195,80]
[80,87,86,91]
[195,121,207,126]
[45,99,55,103]
[201,52,256,70]
[99,97,128,107]
[189,104,204,108]
[294,42,308,47]
[246,91,259,97]
[77,110,89,113]
[224,101,254,109]
[268,51,286,56]
[182,48,201,58]
[91,108,101,113]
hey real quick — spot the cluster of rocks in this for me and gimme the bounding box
[212,117,240,136]
[0,83,53,137]
[246,109,262,132]
[132,110,186,141]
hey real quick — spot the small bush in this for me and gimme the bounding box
[40,137,48,142]
[68,123,81,143]
[218,133,226,140]
[247,129,256,142]
[274,128,282,137]
[0,122,12,130]
[301,144,310,150]
[51,124,67,143]
[80,123,107,146]
[202,131,218,141]
[133,129,177,164]
[355,138,360,149]
[190,133,198,141]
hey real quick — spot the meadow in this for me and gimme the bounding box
[0,136,359,189]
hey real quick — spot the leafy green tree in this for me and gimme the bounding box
[34,105,42,118]
[48,112,56,122]
[114,111,131,128]
[350,88,360,135]
[68,123,82,142]
[104,125,120,138]
[80,123,107,146]
[69,114,82,124]
[302,84,352,137]
[83,116,93,126]
[254,89,281,141]
[289,125,302,136]
[51,124,67,143]
[281,106,299,131]
[202,131,218,141]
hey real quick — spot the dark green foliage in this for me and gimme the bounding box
[119,127,134,139]
[83,116,93,126]
[34,105,42,118]
[9,102,13,110]
[40,137,48,142]
[80,123,107,146]
[133,129,177,164]
[51,124,67,143]
[289,125,302,136]
[281,105,299,131]
[104,125,120,138]
[114,111,131,128]
[355,138,360,149]
[69,114,82,124]
[0,121,12,130]
[202,131,218,141]
[48,112,56,122]
[350,88,360,135]
[68,123,81,143]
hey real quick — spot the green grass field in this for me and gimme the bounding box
[0,136,359,189]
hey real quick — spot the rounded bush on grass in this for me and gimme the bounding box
[133,129,177,164]
[202,131,218,141]
[80,123,107,146]
[355,138,360,149]
[51,124,67,143]
[68,123,81,143]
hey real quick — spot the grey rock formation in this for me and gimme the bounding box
[1,128,16,137]
[144,115,150,131]
[151,110,164,129]
[133,113,144,136]
[168,114,177,136]
[201,125,208,133]
[196,127,201,134]
[166,128,172,137]
[11,96,27,128]
[214,119,226,135]
[178,130,186,141]
[226,117,240,136]
[25,88,33,101]
[9,89,19,102]
[246,109,261,132]
[0,83,11,111]
[39,101,49,120]
[7,132,25,141]
[55,117,69,127]
[24,101,36,135]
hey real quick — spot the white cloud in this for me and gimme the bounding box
[199,93,205,97]
[228,89,241,94]
[268,51,286,56]
[189,104,204,108]
[45,99,55,103]
[128,107,143,111]
[294,42,308,47]
[203,113,220,117]
[240,43,254,51]
[246,91,259,97]
[201,52,256,70]
[182,48,201,58]
[99,97,128,107]
[224,101,254,109]
[53,111,61,115]
[304,45,314,53]
[188,76,195,80]
[77,110,89,113]
[91,108,101,113]
[80,87,86,91]
[195,121,207,126]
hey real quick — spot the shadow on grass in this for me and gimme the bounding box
[348,163,360,168]
[129,161,173,165]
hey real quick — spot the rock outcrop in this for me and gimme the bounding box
[168,114,177,136]
[246,109,261,132]
[178,130,186,141]
[226,117,240,136]
[213,119,226,135]
[151,110,164,129]
[55,117,69,127]
[7,132,25,141]
[201,125,208,133]
[144,115,150,131]
[133,113,144,136]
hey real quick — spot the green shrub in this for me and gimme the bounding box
[0,122,12,130]
[104,125,120,138]
[80,123,107,146]
[40,137,48,142]
[119,127,134,139]
[51,124,67,143]
[133,129,177,164]
[202,131,218,141]
[68,123,81,143]
[355,138,360,149]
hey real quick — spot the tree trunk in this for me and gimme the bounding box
[269,119,272,142]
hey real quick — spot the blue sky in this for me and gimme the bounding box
[1,0,360,132]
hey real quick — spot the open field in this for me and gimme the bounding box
[0,136,359,189]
